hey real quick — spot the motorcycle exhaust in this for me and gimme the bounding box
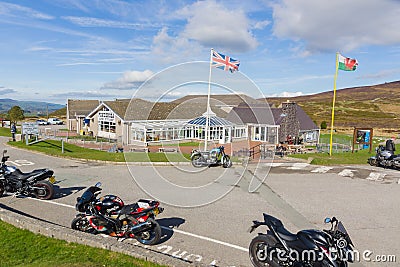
[128,221,152,234]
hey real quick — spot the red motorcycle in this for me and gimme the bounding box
[71,182,163,245]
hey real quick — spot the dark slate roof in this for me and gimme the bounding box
[226,104,275,125]
[104,99,131,119]
[172,94,262,106]
[226,102,318,130]
[270,105,318,130]
[67,99,100,118]
[166,97,229,119]
[295,105,319,130]
[187,116,233,126]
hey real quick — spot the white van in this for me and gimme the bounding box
[47,118,63,125]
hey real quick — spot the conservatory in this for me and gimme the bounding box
[128,115,247,145]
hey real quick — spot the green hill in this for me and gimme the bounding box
[0,99,64,115]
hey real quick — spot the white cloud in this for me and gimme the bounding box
[178,0,258,52]
[268,91,304,97]
[0,2,54,20]
[272,0,400,53]
[120,70,154,83]
[62,16,159,30]
[101,70,154,90]
[253,20,271,30]
[52,90,119,99]
[151,27,203,64]
[0,87,17,95]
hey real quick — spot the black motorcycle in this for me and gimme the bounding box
[71,182,163,245]
[0,150,55,200]
[191,145,232,168]
[249,213,354,267]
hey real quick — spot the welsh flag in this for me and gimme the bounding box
[338,53,358,71]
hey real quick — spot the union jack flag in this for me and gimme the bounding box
[211,50,240,72]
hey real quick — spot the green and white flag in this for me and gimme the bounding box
[338,53,358,71]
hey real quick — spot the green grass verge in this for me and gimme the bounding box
[289,148,374,165]
[8,140,190,162]
[0,126,19,137]
[0,220,166,267]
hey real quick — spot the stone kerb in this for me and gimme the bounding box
[0,206,201,267]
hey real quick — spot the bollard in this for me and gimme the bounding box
[62,139,64,153]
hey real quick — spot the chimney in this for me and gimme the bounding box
[279,101,300,143]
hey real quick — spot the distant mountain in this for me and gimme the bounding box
[263,81,400,129]
[0,99,65,116]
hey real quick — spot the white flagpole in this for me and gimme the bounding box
[205,48,213,151]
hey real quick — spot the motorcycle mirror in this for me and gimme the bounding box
[95,182,102,187]
[324,217,331,224]
[3,150,7,154]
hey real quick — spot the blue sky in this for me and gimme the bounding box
[1,0,400,104]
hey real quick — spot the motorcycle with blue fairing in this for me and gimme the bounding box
[249,213,354,267]
[190,146,232,168]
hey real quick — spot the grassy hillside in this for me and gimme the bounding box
[0,98,64,115]
[49,107,67,117]
[265,81,400,130]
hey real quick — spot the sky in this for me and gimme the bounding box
[1,0,400,104]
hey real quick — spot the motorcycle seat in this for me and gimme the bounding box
[275,226,298,241]
[118,203,140,215]
[8,168,52,180]
[263,213,298,241]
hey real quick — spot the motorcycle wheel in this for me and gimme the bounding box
[135,218,161,245]
[249,235,279,267]
[222,155,232,168]
[191,154,203,168]
[368,158,378,166]
[71,216,95,233]
[33,181,54,200]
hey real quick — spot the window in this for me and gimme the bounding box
[99,120,116,133]
[98,110,116,133]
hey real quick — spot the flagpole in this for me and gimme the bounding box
[205,48,213,151]
[329,52,339,156]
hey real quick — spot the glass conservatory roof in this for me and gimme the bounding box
[187,116,233,126]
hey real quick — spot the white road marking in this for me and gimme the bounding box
[270,163,283,167]
[171,228,248,252]
[338,169,355,178]
[28,197,249,253]
[311,166,333,173]
[6,160,35,167]
[287,163,309,170]
[366,172,386,182]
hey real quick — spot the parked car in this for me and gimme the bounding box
[47,118,63,125]
[36,119,49,125]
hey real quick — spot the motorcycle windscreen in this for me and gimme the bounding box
[79,186,100,204]
[337,221,353,246]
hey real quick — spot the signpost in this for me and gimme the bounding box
[22,122,39,135]
[352,128,373,153]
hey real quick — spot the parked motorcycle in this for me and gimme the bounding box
[249,213,354,267]
[368,145,400,169]
[0,150,55,200]
[191,146,232,168]
[71,182,163,245]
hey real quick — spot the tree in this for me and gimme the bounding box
[7,106,25,124]
[320,121,327,129]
